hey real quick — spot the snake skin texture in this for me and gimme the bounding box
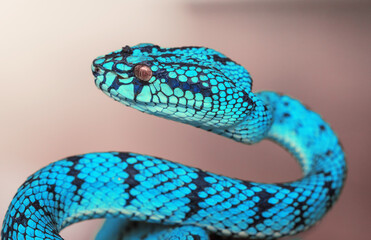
[1,44,346,240]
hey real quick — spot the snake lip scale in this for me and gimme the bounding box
[2,44,346,240]
[95,72,192,113]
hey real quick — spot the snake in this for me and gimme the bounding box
[1,44,346,240]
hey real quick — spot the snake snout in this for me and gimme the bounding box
[92,58,108,78]
[92,67,100,78]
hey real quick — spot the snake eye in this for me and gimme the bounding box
[134,64,152,82]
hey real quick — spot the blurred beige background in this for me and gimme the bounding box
[1,0,370,239]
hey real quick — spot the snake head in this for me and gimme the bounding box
[92,43,256,129]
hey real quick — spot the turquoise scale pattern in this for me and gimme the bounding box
[1,44,346,240]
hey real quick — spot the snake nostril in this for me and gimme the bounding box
[92,65,100,77]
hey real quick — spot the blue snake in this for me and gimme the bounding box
[1,44,346,239]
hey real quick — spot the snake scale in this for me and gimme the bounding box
[1,44,346,240]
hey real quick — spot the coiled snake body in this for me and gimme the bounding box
[2,44,346,239]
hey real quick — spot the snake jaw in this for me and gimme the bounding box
[91,44,260,129]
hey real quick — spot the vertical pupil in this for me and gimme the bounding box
[140,69,146,78]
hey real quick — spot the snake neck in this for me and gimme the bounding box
[211,92,273,145]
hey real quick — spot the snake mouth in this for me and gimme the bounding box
[94,72,162,113]
[94,74,206,119]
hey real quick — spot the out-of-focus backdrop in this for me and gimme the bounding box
[1,0,370,239]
